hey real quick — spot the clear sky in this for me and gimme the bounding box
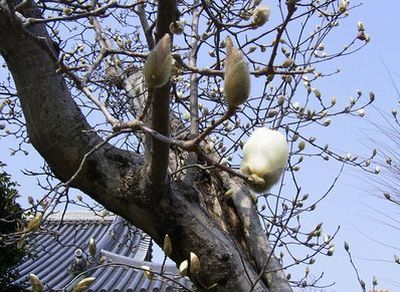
[1,1,400,291]
[292,1,400,291]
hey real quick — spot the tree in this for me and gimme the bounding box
[0,162,27,291]
[0,0,375,291]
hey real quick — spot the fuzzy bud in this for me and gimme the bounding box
[143,34,172,88]
[141,265,153,280]
[252,5,270,27]
[298,141,305,151]
[169,20,185,35]
[73,277,96,292]
[190,252,200,274]
[339,0,348,13]
[357,109,365,117]
[241,128,288,193]
[344,241,350,251]
[89,238,96,257]
[179,260,189,276]
[224,37,251,107]
[312,88,321,99]
[357,21,365,31]
[27,213,43,232]
[372,276,378,286]
[323,119,331,127]
[63,7,73,16]
[374,166,380,174]
[327,245,335,256]
[30,274,44,292]
[163,234,172,257]
[281,58,294,68]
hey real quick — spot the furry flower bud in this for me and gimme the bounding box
[224,37,251,107]
[29,274,44,292]
[89,238,96,257]
[143,34,172,88]
[241,128,289,193]
[190,252,200,274]
[169,20,185,35]
[73,277,96,292]
[252,5,270,27]
[163,234,172,257]
[27,213,43,232]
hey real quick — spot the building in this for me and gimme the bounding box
[15,211,192,291]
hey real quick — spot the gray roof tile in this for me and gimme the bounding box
[15,211,193,291]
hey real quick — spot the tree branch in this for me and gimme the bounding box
[142,0,176,198]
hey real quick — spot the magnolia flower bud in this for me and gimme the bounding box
[73,277,96,292]
[169,20,185,35]
[327,245,335,256]
[190,252,200,274]
[224,37,251,107]
[89,238,96,257]
[344,241,350,251]
[29,273,44,292]
[252,5,270,27]
[63,7,73,16]
[27,213,43,232]
[241,128,289,193]
[357,21,365,31]
[143,34,172,88]
[323,119,331,127]
[163,234,172,257]
[141,266,153,280]
[248,46,257,54]
[179,260,189,276]
[312,88,321,99]
[281,58,294,68]
[339,0,348,12]
[28,196,34,205]
[369,91,375,101]
[357,109,365,117]
[298,141,305,151]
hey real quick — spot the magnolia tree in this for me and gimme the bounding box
[0,0,377,291]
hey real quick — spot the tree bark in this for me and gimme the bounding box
[0,4,292,292]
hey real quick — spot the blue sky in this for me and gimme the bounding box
[291,1,400,291]
[1,1,400,291]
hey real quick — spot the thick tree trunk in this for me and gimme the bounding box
[0,5,292,292]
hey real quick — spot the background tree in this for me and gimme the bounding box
[0,0,377,291]
[0,162,27,292]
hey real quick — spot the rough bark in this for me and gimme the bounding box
[0,3,292,292]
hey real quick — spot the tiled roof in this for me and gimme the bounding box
[15,211,192,291]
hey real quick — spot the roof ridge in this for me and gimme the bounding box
[46,210,116,222]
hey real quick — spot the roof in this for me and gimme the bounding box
[15,211,193,291]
